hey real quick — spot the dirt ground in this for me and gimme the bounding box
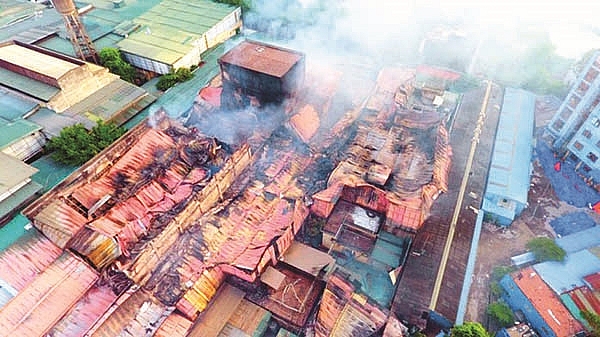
[464,156,598,327]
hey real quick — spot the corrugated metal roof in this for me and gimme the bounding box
[557,225,600,253]
[0,66,60,102]
[0,214,30,253]
[117,0,238,66]
[484,87,535,206]
[154,312,193,337]
[65,78,152,122]
[0,43,78,80]
[220,40,303,78]
[0,88,38,121]
[584,272,600,291]
[26,107,91,137]
[0,118,42,150]
[533,249,600,294]
[511,267,583,337]
[48,285,117,337]
[0,252,98,337]
[0,152,38,196]
[88,287,168,337]
[0,228,62,291]
[0,180,42,224]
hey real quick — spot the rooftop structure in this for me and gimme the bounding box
[219,40,305,109]
[533,249,600,294]
[545,50,600,182]
[501,267,584,337]
[117,0,242,74]
[482,87,535,226]
[0,153,42,225]
[0,40,154,131]
[311,67,452,233]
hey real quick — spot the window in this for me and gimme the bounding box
[583,129,592,138]
[596,139,600,149]
[574,141,584,151]
[588,152,598,163]
[585,68,599,83]
[552,119,565,131]
[560,108,573,120]
[583,164,592,172]
[577,81,590,95]
[594,118,600,128]
[569,96,581,109]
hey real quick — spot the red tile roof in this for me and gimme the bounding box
[513,267,583,336]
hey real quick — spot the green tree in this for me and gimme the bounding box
[99,48,136,83]
[213,0,251,11]
[487,302,514,327]
[47,121,126,166]
[526,237,566,262]
[156,67,195,91]
[450,322,490,337]
[582,310,600,337]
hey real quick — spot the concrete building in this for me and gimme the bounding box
[546,51,600,181]
[482,88,535,226]
[117,0,242,74]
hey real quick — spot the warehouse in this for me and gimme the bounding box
[482,87,535,226]
[117,0,242,74]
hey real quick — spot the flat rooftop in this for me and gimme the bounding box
[219,40,303,78]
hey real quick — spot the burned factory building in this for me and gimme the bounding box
[218,40,305,110]
[12,38,457,336]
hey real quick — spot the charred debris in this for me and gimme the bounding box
[20,40,458,336]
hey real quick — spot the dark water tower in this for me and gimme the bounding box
[51,0,98,63]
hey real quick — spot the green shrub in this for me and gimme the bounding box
[487,302,514,327]
[526,237,566,262]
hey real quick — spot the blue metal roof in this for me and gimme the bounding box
[556,225,600,253]
[485,87,535,206]
[533,249,600,294]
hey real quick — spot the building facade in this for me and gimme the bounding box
[546,51,600,180]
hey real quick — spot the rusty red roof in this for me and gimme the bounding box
[585,272,600,291]
[0,229,62,291]
[513,267,583,336]
[416,64,461,82]
[219,40,303,78]
[289,104,320,143]
[48,285,117,337]
[0,252,98,337]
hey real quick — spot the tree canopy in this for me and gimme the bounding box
[47,121,126,166]
[99,48,136,83]
[450,322,490,337]
[487,302,514,327]
[582,310,600,337]
[526,237,566,262]
[156,67,194,91]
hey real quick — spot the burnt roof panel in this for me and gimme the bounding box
[219,40,303,78]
